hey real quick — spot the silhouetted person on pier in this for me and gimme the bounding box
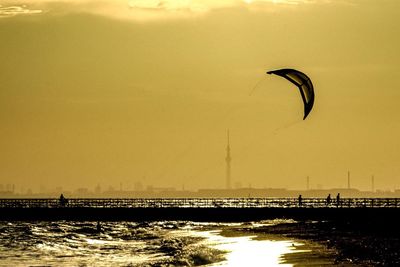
[336,193,340,207]
[326,194,332,206]
[298,195,303,207]
[97,222,101,233]
[59,194,67,207]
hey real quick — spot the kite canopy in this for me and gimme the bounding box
[267,68,314,120]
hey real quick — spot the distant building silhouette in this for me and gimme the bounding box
[134,182,143,191]
[95,184,102,194]
[348,171,351,189]
[371,175,375,192]
[225,130,232,189]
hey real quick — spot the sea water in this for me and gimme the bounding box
[0,220,326,266]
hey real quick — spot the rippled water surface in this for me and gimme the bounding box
[0,220,312,266]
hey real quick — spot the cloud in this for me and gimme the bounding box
[0,0,324,21]
[0,5,42,17]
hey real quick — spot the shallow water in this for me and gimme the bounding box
[0,220,323,266]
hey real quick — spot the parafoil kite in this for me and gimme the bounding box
[267,68,314,120]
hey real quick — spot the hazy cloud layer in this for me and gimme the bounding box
[0,0,327,20]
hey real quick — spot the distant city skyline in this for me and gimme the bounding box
[1,173,398,197]
[2,181,400,200]
[0,164,396,193]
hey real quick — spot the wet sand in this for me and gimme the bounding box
[240,220,400,266]
[281,241,340,266]
[218,223,339,266]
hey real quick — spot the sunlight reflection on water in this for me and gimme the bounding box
[192,230,301,267]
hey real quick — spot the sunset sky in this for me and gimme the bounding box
[1,0,400,192]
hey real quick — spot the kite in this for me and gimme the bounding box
[267,68,315,120]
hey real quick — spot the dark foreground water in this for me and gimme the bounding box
[0,220,339,266]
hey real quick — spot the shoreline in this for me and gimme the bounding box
[281,241,340,266]
[217,223,339,266]
[239,220,400,266]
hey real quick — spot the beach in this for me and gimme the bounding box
[243,219,400,266]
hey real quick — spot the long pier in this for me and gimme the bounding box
[1,198,400,221]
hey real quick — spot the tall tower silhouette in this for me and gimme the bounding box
[225,130,232,189]
[371,175,375,192]
[347,171,350,189]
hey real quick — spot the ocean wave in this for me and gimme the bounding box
[0,220,305,266]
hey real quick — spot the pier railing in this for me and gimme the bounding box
[0,198,399,209]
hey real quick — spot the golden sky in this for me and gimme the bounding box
[1,0,400,192]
